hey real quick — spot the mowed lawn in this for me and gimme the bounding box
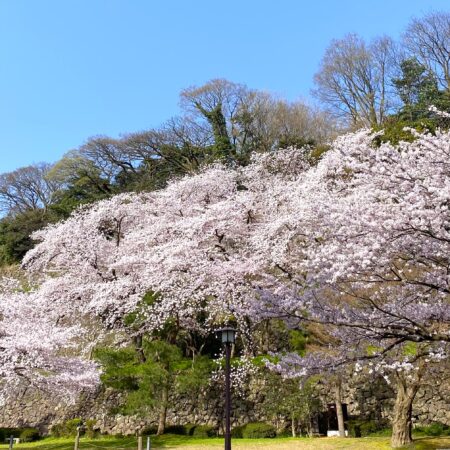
[1,435,450,450]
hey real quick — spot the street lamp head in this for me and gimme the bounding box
[218,326,236,344]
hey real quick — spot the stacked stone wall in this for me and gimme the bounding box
[0,374,448,435]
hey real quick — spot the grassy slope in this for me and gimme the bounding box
[1,435,450,450]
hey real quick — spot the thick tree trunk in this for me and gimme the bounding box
[156,385,168,435]
[391,377,420,448]
[335,381,346,437]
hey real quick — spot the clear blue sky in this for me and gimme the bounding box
[0,0,449,173]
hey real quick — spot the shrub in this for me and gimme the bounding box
[347,420,388,437]
[51,418,83,438]
[231,425,244,438]
[0,428,20,441]
[191,425,216,437]
[50,423,64,438]
[276,428,292,437]
[19,428,40,442]
[141,426,157,436]
[85,420,97,439]
[64,419,83,437]
[415,423,450,436]
[242,422,276,439]
[184,424,196,436]
[164,425,187,435]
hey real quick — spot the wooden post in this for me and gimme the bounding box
[74,427,80,450]
[137,435,143,450]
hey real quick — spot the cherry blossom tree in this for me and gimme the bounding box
[256,126,450,447]
[23,149,309,338]
[22,122,450,447]
[0,276,99,405]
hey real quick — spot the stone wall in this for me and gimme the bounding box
[0,372,448,435]
[317,373,450,427]
[0,379,270,436]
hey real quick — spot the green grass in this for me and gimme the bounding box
[0,435,449,449]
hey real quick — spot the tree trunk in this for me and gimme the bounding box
[335,381,346,437]
[291,413,297,437]
[156,385,168,435]
[391,377,420,448]
[133,334,146,363]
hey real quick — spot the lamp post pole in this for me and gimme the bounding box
[224,340,231,450]
[218,327,236,450]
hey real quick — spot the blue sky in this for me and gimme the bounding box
[0,0,449,173]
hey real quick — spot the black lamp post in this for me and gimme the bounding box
[218,327,236,450]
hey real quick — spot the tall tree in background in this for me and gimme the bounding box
[0,163,60,215]
[180,79,239,160]
[181,79,334,161]
[313,34,396,127]
[403,11,450,91]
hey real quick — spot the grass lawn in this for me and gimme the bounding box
[0,435,449,450]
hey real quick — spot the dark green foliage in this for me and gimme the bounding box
[163,425,187,435]
[94,338,212,418]
[49,185,110,219]
[189,425,216,437]
[230,425,244,438]
[414,423,450,436]
[19,428,40,442]
[372,117,437,146]
[0,428,39,441]
[141,426,157,436]
[50,419,82,438]
[380,57,450,144]
[275,429,293,437]
[95,340,179,415]
[261,371,321,436]
[347,419,389,437]
[175,354,214,396]
[288,329,309,356]
[202,104,234,160]
[308,144,330,163]
[85,419,98,439]
[145,423,215,437]
[241,422,277,438]
[0,209,52,264]
[392,59,441,121]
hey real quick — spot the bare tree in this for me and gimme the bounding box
[79,136,141,182]
[0,163,60,215]
[403,11,450,90]
[124,117,212,177]
[313,34,396,127]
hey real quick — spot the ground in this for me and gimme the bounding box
[1,436,450,450]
